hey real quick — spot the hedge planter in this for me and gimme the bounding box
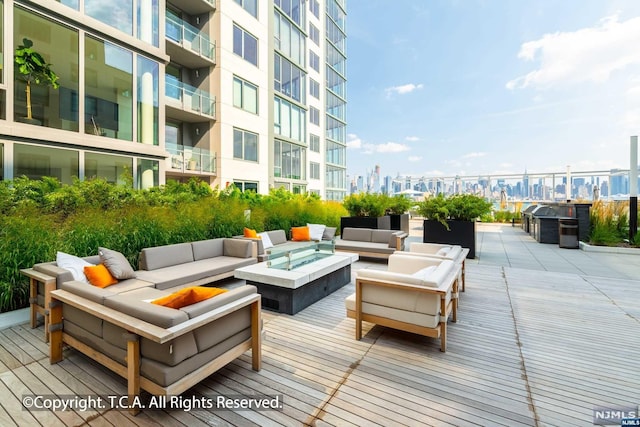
[423,219,475,259]
[389,213,410,234]
[340,215,390,236]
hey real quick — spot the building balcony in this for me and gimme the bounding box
[174,0,215,15]
[166,143,216,175]
[166,13,215,68]
[165,78,215,122]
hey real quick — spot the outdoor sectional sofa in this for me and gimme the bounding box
[28,238,261,413]
[334,227,408,260]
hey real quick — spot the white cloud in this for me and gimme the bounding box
[408,155,423,162]
[405,136,420,142]
[385,83,424,97]
[507,14,640,90]
[346,133,362,149]
[462,152,487,159]
[375,142,411,153]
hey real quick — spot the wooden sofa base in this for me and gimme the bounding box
[49,291,262,415]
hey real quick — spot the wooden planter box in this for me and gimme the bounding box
[389,213,410,234]
[340,216,390,236]
[422,219,476,259]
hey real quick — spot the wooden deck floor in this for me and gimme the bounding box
[0,262,638,426]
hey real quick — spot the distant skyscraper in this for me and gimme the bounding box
[610,169,629,195]
[523,170,530,198]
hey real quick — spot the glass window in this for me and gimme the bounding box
[326,13,346,53]
[0,91,5,120]
[14,7,79,131]
[234,0,257,18]
[274,11,305,67]
[233,181,258,192]
[233,76,258,114]
[233,128,258,162]
[326,141,346,166]
[327,66,346,97]
[137,158,158,189]
[85,152,132,184]
[310,0,319,19]
[14,143,78,184]
[326,116,346,143]
[309,50,320,72]
[85,36,133,140]
[274,97,305,143]
[0,1,3,85]
[310,79,320,99]
[309,23,319,46]
[326,91,346,120]
[326,164,346,189]
[59,0,79,9]
[274,53,306,103]
[274,139,306,180]
[137,0,159,47]
[310,134,320,152]
[0,144,4,180]
[233,24,258,66]
[86,0,133,35]
[310,161,320,180]
[137,56,159,145]
[309,106,319,126]
[275,0,305,27]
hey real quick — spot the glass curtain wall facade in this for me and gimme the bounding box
[325,0,347,200]
[3,2,162,188]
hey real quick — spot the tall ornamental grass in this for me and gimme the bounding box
[0,178,347,312]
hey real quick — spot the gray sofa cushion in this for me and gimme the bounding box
[192,307,250,352]
[223,238,253,258]
[322,226,337,240]
[63,304,103,337]
[101,278,155,294]
[138,243,194,271]
[335,240,394,254]
[191,239,224,261]
[99,247,136,279]
[371,229,395,245]
[103,295,189,328]
[59,280,117,304]
[342,227,373,242]
[140,328,251,387]
[267,230,287,246]
[34,263,75,286]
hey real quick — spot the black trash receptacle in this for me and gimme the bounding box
[558,218,579,249]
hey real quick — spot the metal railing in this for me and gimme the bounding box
[165,77,215,118]
[165,12,215,61]
[166,143,216,174]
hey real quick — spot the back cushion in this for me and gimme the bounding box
[139,243,194,270]
[104,295,188,328]
[223,239,252,258]
[268,230,287,245]
[191,239,224,261]
[371,229,394,244]
[343,228,372,242]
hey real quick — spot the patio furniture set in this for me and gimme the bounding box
[21,224,469,414]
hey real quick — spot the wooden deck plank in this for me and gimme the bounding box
[0,373,41,427]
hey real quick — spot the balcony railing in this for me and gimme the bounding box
[166,12,215,61]
[165,77,216,118]
[166,143,216,174]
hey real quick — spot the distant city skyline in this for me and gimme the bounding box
[346,1,640,181]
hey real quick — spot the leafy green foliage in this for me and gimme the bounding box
[14,38,60,88]
[588,200,632,246]
[386,195,413,215]
[342,193,389,217]
[416,194,492,229]
[0,177,347,312]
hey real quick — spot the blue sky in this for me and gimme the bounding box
[345,0,640,181]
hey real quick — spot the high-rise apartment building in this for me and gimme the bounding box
[0,0,347,200]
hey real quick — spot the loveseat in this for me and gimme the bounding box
[334,227,407,260]
[49,281,261,414]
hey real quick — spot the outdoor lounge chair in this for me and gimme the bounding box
[345,254,459,352]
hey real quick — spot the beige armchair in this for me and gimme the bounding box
[345,254,459,352]
[400,242,470,291]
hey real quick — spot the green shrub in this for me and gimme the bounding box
[386,195,413,215]
[343,192,388,217]
[416,193,492,229]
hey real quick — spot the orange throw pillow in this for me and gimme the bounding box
[84,264,118,288]
[151,287,228,309]
[291,226,311,241]
[243,227,259,238]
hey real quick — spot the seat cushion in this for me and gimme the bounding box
[335,240,394,254]
[345,293,441,329]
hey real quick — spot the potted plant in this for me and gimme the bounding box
[386,194,412,233]
[417,193,492,259]
[340,192,390,235]
[14,38,59,125]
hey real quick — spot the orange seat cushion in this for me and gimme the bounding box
[84,264,118,288]
[291,226,311,241]
[243,227,259,238]
[151,286,228,309]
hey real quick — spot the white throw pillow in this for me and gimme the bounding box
[56,251,93,283]
[258,232,274,250]
[307,223,326,241]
